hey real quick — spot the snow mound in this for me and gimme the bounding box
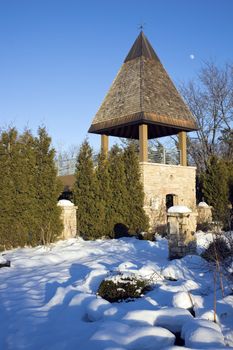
[124,307,193,333]
[153,307,193,333]
[198,201,209,207]
[57,199,74,206]
[172,291,194,309]
[0,255,7,264]
[181,319,225,348]
[168,205,192,214]
[86,297,112,322]
[91,321,175,350]
[161,265,183,281]
[116,261,138,273]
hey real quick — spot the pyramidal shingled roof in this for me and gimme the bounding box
[89,31,198,139]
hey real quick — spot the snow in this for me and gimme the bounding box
[168,205,192,214]
[0,255,7,264]
[123,307,193,333]
[91,322,175,350]
[172,291,194,309]
[198,201,210,207]
[57,199,74,206]
[182,319,225,348]
[0,235,232,349]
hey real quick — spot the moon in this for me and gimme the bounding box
[190,54,195,60]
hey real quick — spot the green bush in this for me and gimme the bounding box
[196,222,213,233]
[201,237,231,262]
[137,231,156,241]
[97,274,150,302]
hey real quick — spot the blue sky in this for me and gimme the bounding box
[0,0,233,152]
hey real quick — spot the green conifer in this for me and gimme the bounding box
[108,145,128,236]
[34,127,62,245]
[123,143,149,234]
[74,140,103,239]
[0,128,20,248]
[203,156,230,224]
[96,152,112,237]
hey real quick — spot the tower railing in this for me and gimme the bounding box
[56,147,181,176]
[148,148,180,165]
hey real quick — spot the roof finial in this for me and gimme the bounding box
[138,22,146,32]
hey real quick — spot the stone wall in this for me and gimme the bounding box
[140,162,196,232]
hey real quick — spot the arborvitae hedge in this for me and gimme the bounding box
[74,141,149,239]
[202,156,231,225]
[0,127,62,250]
[123,144,149,234]
[108,145,129,236]
[74,140,104,239]
[33,127,63,245]
[96,152,112,237]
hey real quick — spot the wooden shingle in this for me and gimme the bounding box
[89,32,197,139]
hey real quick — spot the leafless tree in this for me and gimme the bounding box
[180,61,233,172]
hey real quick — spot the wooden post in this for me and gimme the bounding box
[139,124,148,162]
[101,135,109,155]
[178,131,187,166]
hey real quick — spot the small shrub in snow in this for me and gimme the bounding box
[137,231,155,241]
[201,237,231,262]
[196,221,213,233]
[97,274,150,302]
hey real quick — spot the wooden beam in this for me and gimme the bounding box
[101,135,109,155]
[139,124,148,162]
[178,131,187,166]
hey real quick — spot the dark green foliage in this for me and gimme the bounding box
[74,140,103,239]
[33,128,63,245]
[96,152,112,237]
[202,156,230,224]
[137,231,155,241]
[123,144,149,234]
[97,275,150,302]
[0,127,62,250]
[74,141,149,240]
[108,145,129,236]
[196,222,213,233]
[201,237,231,262]
[113,223,129,238]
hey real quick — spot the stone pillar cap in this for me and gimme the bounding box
[197,201,209,208]
[57,199,75,207]
[168,205,192,214]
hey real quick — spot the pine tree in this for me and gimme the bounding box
[0,128,20,249]
[96,152,112,237]
[203,156,230,224]
[0,128,37,248]
[123,143,149,234]
[34,127,63,245]
[13,130,38,246]
[74,140,103,239]
[108,145,128,236]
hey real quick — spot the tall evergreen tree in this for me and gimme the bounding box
[108,145,128,235]
[123,144,149,234]
[0,128,39,248]
[34,127,63,245]
[0,128,20,249]
[14,130,38,246]
[203,156,230,224]
[96,152,112,237]
[74,140,103,239]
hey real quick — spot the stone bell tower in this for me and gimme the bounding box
[88,31,198,231]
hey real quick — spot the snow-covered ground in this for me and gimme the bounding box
[0,234,233,350]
